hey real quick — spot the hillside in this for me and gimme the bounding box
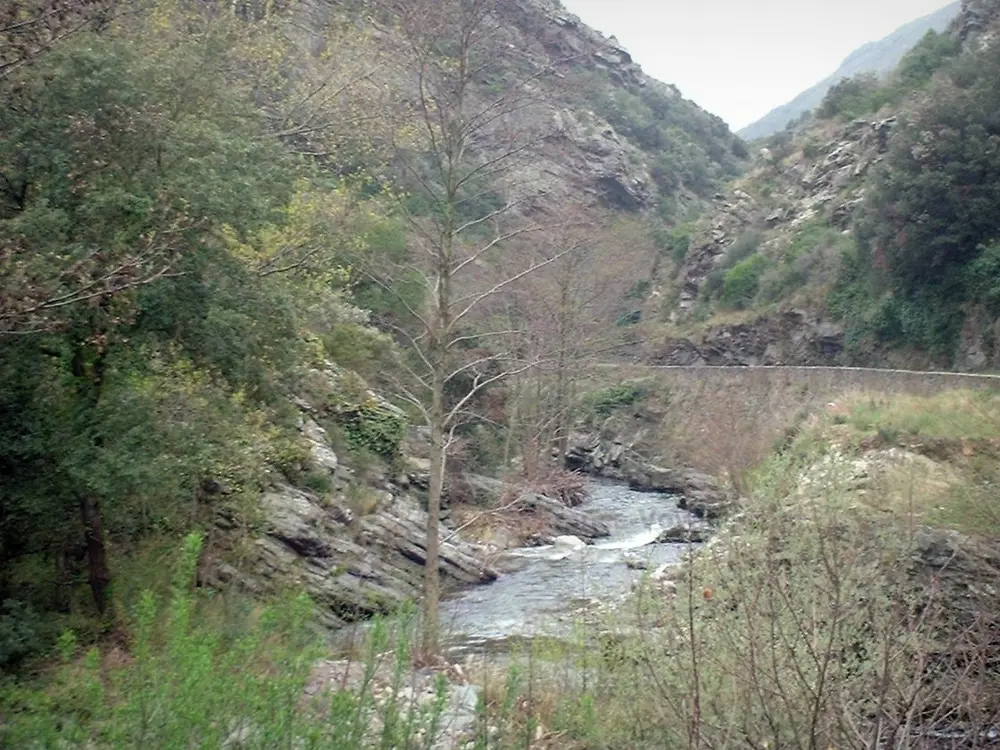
[738,2,960,142]
[641,0,1000,371]
[0,0,746,674]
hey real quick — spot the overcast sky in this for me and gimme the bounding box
[559,0,956,129]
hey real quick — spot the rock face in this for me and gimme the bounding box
[225,485,497,630]
[648,310,844,366]
[675,115,897,317]
[913,526,1000,625]
[288,0,745,217]
[206,366,500,631]
[492,0,746,211]
[565,431,629,480]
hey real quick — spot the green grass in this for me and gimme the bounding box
[845,389,1000,441]
[0,534,451,750]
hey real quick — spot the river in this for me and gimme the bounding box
[439,480,698,656]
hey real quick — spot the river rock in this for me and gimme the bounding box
[518,493,611,539]
[552,535,587,552]
[523,531,556,547]
[656,523,710,544]
[624,554,650,570]
[627,465,731,519]
[649,564,678,596]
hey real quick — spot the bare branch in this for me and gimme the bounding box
[446,328,523,350]
[355,266,433,334]
[450,246,575,329]
[441,492,527,544]
[443,350,511,386]
[449,223,547,278]
[445,357,543,428]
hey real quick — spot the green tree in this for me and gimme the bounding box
[0,28,299,616]
[833,37,1000,359]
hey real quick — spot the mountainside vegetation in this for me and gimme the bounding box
[0,0,742,680]
[647,1,1000,371]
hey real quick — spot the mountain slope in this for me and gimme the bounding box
[739,2,960,142]
[644,0,1000,371]
[483,0,751,214]
[286,0,748,218]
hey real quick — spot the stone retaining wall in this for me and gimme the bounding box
[588,365,1000,475]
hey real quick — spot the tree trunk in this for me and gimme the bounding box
[423,376,446,655]
[72,340,113,617]
[80,493,112,615]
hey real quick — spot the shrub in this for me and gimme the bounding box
[582,381,649,419]
[818,73,884,119]
[720,253,772,308]
[724,230,763,266]
[479,453,1000,749]
[0,600,44,670]
[342,401,406,459]
[0,534,450,749]
[757,223,848,303]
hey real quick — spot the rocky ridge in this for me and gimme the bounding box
[497,0,747,212]
[675,114,896,316]
[637,113,901,367]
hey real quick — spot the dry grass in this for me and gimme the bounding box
[793,389,1000,537]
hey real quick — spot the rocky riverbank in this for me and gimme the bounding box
[565,430,734,519]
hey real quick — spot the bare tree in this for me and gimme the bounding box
[362,0,571,653]
[502,215,656,479]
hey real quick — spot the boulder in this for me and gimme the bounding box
[519,493,611,539]
[627,464,731,519]
[623,554,650,571]
[656,523,711,544]
[552,535,587,552]
[565,431,628,478]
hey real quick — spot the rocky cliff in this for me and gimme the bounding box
[506,0,748,211]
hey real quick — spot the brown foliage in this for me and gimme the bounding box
[1,0,116,80]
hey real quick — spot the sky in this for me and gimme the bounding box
[559,0,956,130]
